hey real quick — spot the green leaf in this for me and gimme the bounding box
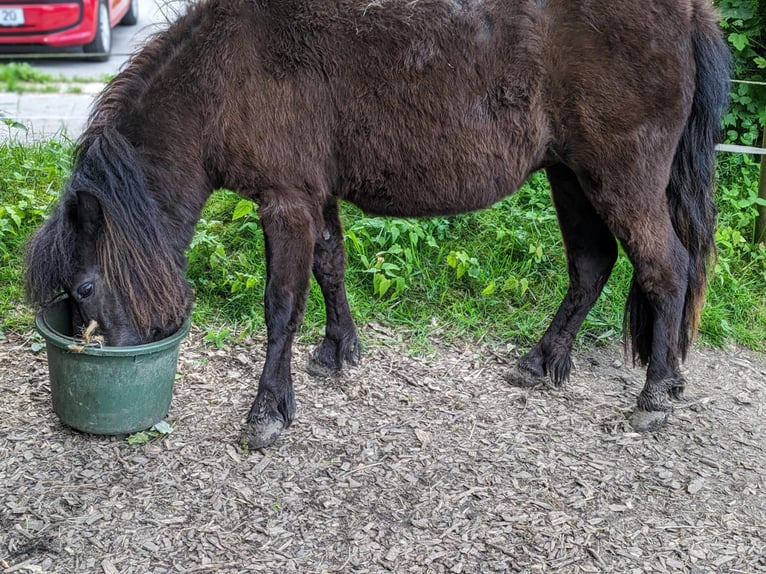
[482,281,496,296]
[127,431,150,445]
[467,261,480,278]
[232,199,254,220]
[503,276,518,291]
[9,213,21,228]
[376,276,392,298]
[151,421,174,435]
[728,32,748,52]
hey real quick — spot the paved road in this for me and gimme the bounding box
[0,0,179,141]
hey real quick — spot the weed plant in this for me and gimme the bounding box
[0,63,55,93]
[180,169,764,351]
[0,140,72,330]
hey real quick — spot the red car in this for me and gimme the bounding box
[0,0,138,61]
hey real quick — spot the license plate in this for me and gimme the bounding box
[0,8,24,27]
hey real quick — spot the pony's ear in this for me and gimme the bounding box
[68,190,103,239]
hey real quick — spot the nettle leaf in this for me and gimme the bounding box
[232,199,254,220]
[374,274,392,298]
[126,431,150,446]
[728,32,749,52]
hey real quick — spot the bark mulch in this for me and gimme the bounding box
[1,328,764,573]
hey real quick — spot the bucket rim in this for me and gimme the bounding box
[35,295,191,357]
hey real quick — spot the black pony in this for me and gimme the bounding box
[25,0,730,447]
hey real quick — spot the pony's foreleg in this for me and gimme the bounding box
[306,198,361,376]
[508,164,617,387]
[242,198,316,449]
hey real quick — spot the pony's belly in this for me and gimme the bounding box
[337,111,545,218]
[344,175,520,218]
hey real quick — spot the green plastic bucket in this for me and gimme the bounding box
[35,296,190,435]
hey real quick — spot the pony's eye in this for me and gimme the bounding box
[77,282,94,300]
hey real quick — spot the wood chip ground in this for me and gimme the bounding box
[1,328,764,573]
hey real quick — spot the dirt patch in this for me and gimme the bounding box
[1,328,764,573]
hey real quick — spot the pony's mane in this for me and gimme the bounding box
[81,0,215,141]
[25,191,77,305]
[26,128,192,338]
[25,3,219,334]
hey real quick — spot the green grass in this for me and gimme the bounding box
[1,138,764,352]
[0,62,55,87]
[0,63,107,93]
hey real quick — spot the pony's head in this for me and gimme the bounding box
[25,129,193,346]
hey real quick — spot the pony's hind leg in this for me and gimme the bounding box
[508,163,617,387]
[242,195,317,449]
[306,198,361,377]
[581,165,689,431]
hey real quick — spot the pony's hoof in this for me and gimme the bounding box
[305,354,341,378]
[243,390,289,449]
[241,414,285,450]
[629,409,669,432]
[305,335,361,378]
[506,364,546,388]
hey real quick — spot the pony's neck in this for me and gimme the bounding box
[138,148,215,254]
[81,0,229,252]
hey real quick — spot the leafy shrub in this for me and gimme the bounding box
[704,154,766,347]
[0,140,71,328]
[715,0,766,144]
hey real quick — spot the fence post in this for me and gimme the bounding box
[757,124,766,244]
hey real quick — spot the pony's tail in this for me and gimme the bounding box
[625,6,731,365]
